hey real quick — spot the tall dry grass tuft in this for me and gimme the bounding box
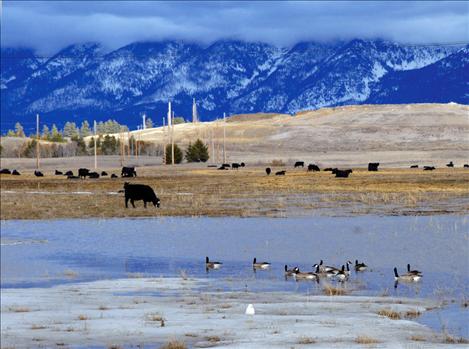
[159,339,187,349]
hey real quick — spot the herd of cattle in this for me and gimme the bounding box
[1,161,468,209]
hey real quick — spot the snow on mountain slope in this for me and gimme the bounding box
[0,39,466,129]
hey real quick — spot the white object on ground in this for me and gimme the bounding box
[245,303,255,315]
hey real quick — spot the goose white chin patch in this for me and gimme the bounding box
[245,304,255,315]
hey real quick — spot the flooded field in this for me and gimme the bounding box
[1,215,468,347]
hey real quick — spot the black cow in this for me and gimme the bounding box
[0,169,11,174]
[240,162,245,167]
[222,163,231,168]
[55,170,63,175]
[64,170,74,176]
[218,164,229,170]
[67,175,80,179]
[123,182,160,208]
[111,174,118,178]
[232,163,240,169]
[332,169,352,178]
[424,166,436,171]
[323,168,336,172]
[265,167,271,175]
[78,168,90,179]
[88,172,100,179]
[294,161,304,168]
[275,170,286,176]
[446,161,454,168]
[464,164,469,168]
[121,166,137,177]
[12,169,21,175]
[410,165,419,168]
[307,164,320,172]
[368,163,379,171]
[34,170,44,177]
[101,171,108,176]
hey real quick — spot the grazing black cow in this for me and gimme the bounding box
[78,168,90,179]
[218,164,229,170]
[67,175,80,179]
[232,163,240,169]
[368,163,379,171]
[332,169,352,178]
[222,163,231,168]
[275,170,286,176]
[64,170,73,176]
[111,174,118,178]
[294,161,304,168]
[34,170,44,177]
[307,164,320,172]
[88,172,100,178]
[55,170,63,175]
[101,171,108,176]
[121,166,137,177]
[446,161,454,168]
[424,166,435,171]
[240,162,245,167]
[323,168,336,172]
[123,182,160,208]
[0,169,11,174]
[12,169,20,175]
[464,164,469,168]
[410,165,419,168]
[265,167,271,175]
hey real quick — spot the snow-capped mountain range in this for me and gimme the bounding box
[1,39,467,130]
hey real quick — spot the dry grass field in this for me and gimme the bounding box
[1,165,468,220]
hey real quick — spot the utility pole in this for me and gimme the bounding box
[210,125,215,164]
[142,114,146,130]
[223,112,226,164]
[119,132,124,167]
[162,116,166,165]
[35,114,40,169]
[136,126,140,159]
[93,120,97,170]
[171,111,175,166]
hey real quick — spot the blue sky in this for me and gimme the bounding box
[2,1,468,54]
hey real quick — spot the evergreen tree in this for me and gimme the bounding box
[63,121,79,138]
[145,118,154,129]
[165,143,183,164]
[42,125,50,140]
[80,120,91,137]
[14,122,25,137]
[173,117,185,125]
[75,137,87,155]
[186,138,209,162]
[101,135,118,155]
[7,130,16,137]
[50,124,63,142]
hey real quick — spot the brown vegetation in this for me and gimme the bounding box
[355,336,380,344]
[377,308,401,320]
[1,166,468,220]
[159,340,187,349]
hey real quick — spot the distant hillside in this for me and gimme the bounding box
[1,40,467,131]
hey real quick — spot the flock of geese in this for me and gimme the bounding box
[206,257,422,287]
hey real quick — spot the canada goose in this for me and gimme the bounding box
[406,264,422,276]
[313,264,336,278]
[205,256,222,270]
[394,267,421,283]
[335,265,348,282]
[355,260,368,272]
[344,261,352,276]
[314,260,339,274]
[284,265,298,276]
[253,258,270,269]
[293,268,319,281]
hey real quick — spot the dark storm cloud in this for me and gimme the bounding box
[2,1,468,54]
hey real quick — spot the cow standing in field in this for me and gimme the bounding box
[308,164,320,172]
[265,167,271,175]
[78,168,90,179]
[294,161,304,168]
[332,169,353,178]
[12,170,20,175]
[368,163,379,171]
[232,163,240,169]
[121,166,137,177]
[123,182,160,208]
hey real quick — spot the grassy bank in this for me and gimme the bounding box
[1,166,468,219]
